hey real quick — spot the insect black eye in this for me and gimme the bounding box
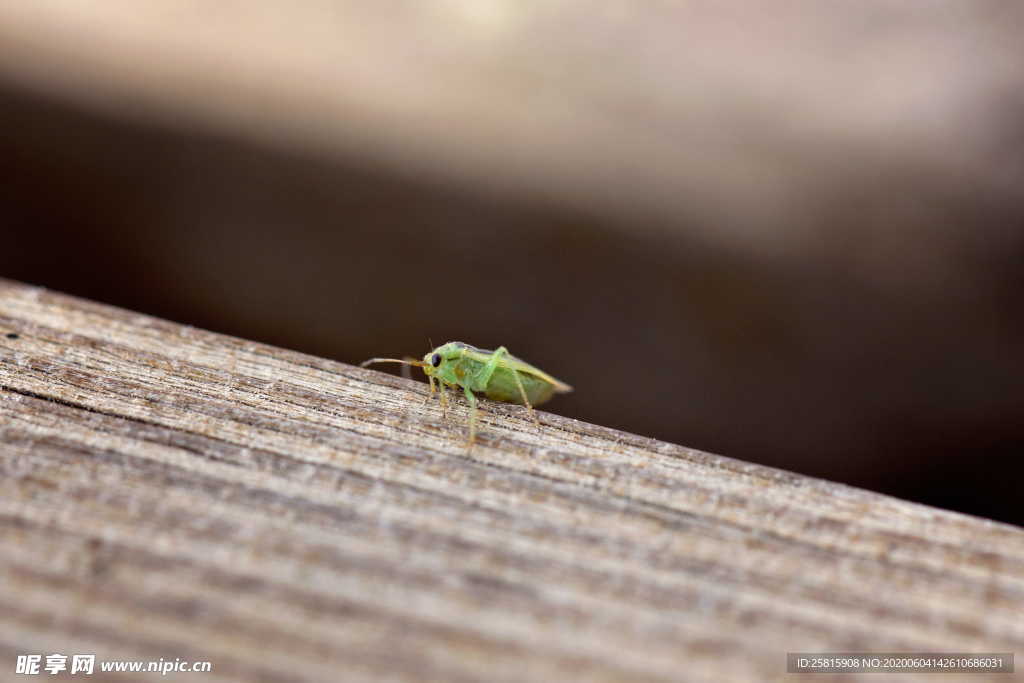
[431,353,441,367]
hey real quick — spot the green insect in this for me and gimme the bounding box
[361,341,572,445]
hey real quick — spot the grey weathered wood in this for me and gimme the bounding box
[1,278,1022,682]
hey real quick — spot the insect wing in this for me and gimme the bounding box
[507,356,573,393]
[454,344,572,393]
[496,351,573,393]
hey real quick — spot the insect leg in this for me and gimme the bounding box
[423,375,436,405]
[474,346,540,429]
[463,386,478,445]
[510,367,540,429]
[476,346,507,387]
[438,380,449,418]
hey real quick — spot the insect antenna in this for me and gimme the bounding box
[400,355,421,380]
[360,358,428,369]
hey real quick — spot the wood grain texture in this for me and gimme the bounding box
[0,278,1021,682]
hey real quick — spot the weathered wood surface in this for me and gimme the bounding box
[1,278,1022,682]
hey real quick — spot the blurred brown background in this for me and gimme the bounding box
[2,2,1022,524]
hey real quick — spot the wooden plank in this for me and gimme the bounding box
[1,278,1021,682]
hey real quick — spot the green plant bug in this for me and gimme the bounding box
[361,341,572,445]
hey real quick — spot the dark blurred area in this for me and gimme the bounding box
[2,2,1023,526]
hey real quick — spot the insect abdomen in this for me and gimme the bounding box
[483,370,556,406]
